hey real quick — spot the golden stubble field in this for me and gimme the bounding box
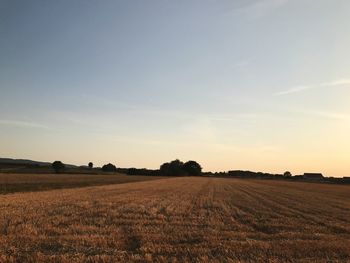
[0,173,166,194]
[0,177,349,262]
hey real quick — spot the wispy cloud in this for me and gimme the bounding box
[320,78,350,87]
[231,58,254,69]
[0,120,50,130]
[274,78,350,96]
[274,85,314,96]
[227,0,289,19]
[296,110,350,121]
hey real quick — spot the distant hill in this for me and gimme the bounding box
[0,158,77,168]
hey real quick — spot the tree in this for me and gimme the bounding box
[88,162,93,169]
[159,159,202,176]
[102,163,117,172]
[160,159,184,176]
[283,171,292,178]
[52,161,65,173]
[183,160,202,176]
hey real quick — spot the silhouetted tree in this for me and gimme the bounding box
[88,162,93,169]
[102,163,117,172]
[52,161,65,173]
[183,160,202,176]
[160,159,184,176]
[284,171,292,178]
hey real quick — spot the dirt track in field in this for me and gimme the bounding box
[0,177,349,262]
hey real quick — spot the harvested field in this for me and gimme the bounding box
[0,173,165,194]
[0,177,349,262]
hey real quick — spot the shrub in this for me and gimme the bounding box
[52,161,65,173]
[102,163,117,172]
[284,171,292,178]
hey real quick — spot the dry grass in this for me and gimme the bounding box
[0,177,349,262]
[0,173,165,194]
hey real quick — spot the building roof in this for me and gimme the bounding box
[303,173,324,178]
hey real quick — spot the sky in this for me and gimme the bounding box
[1,0,350,176]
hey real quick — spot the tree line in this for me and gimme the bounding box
[50,160,350,184]
[51,159,202,176]
[50,160,293,178]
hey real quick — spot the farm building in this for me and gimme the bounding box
[303,173,324,180]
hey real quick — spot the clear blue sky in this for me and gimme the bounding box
[1,0,350,176]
